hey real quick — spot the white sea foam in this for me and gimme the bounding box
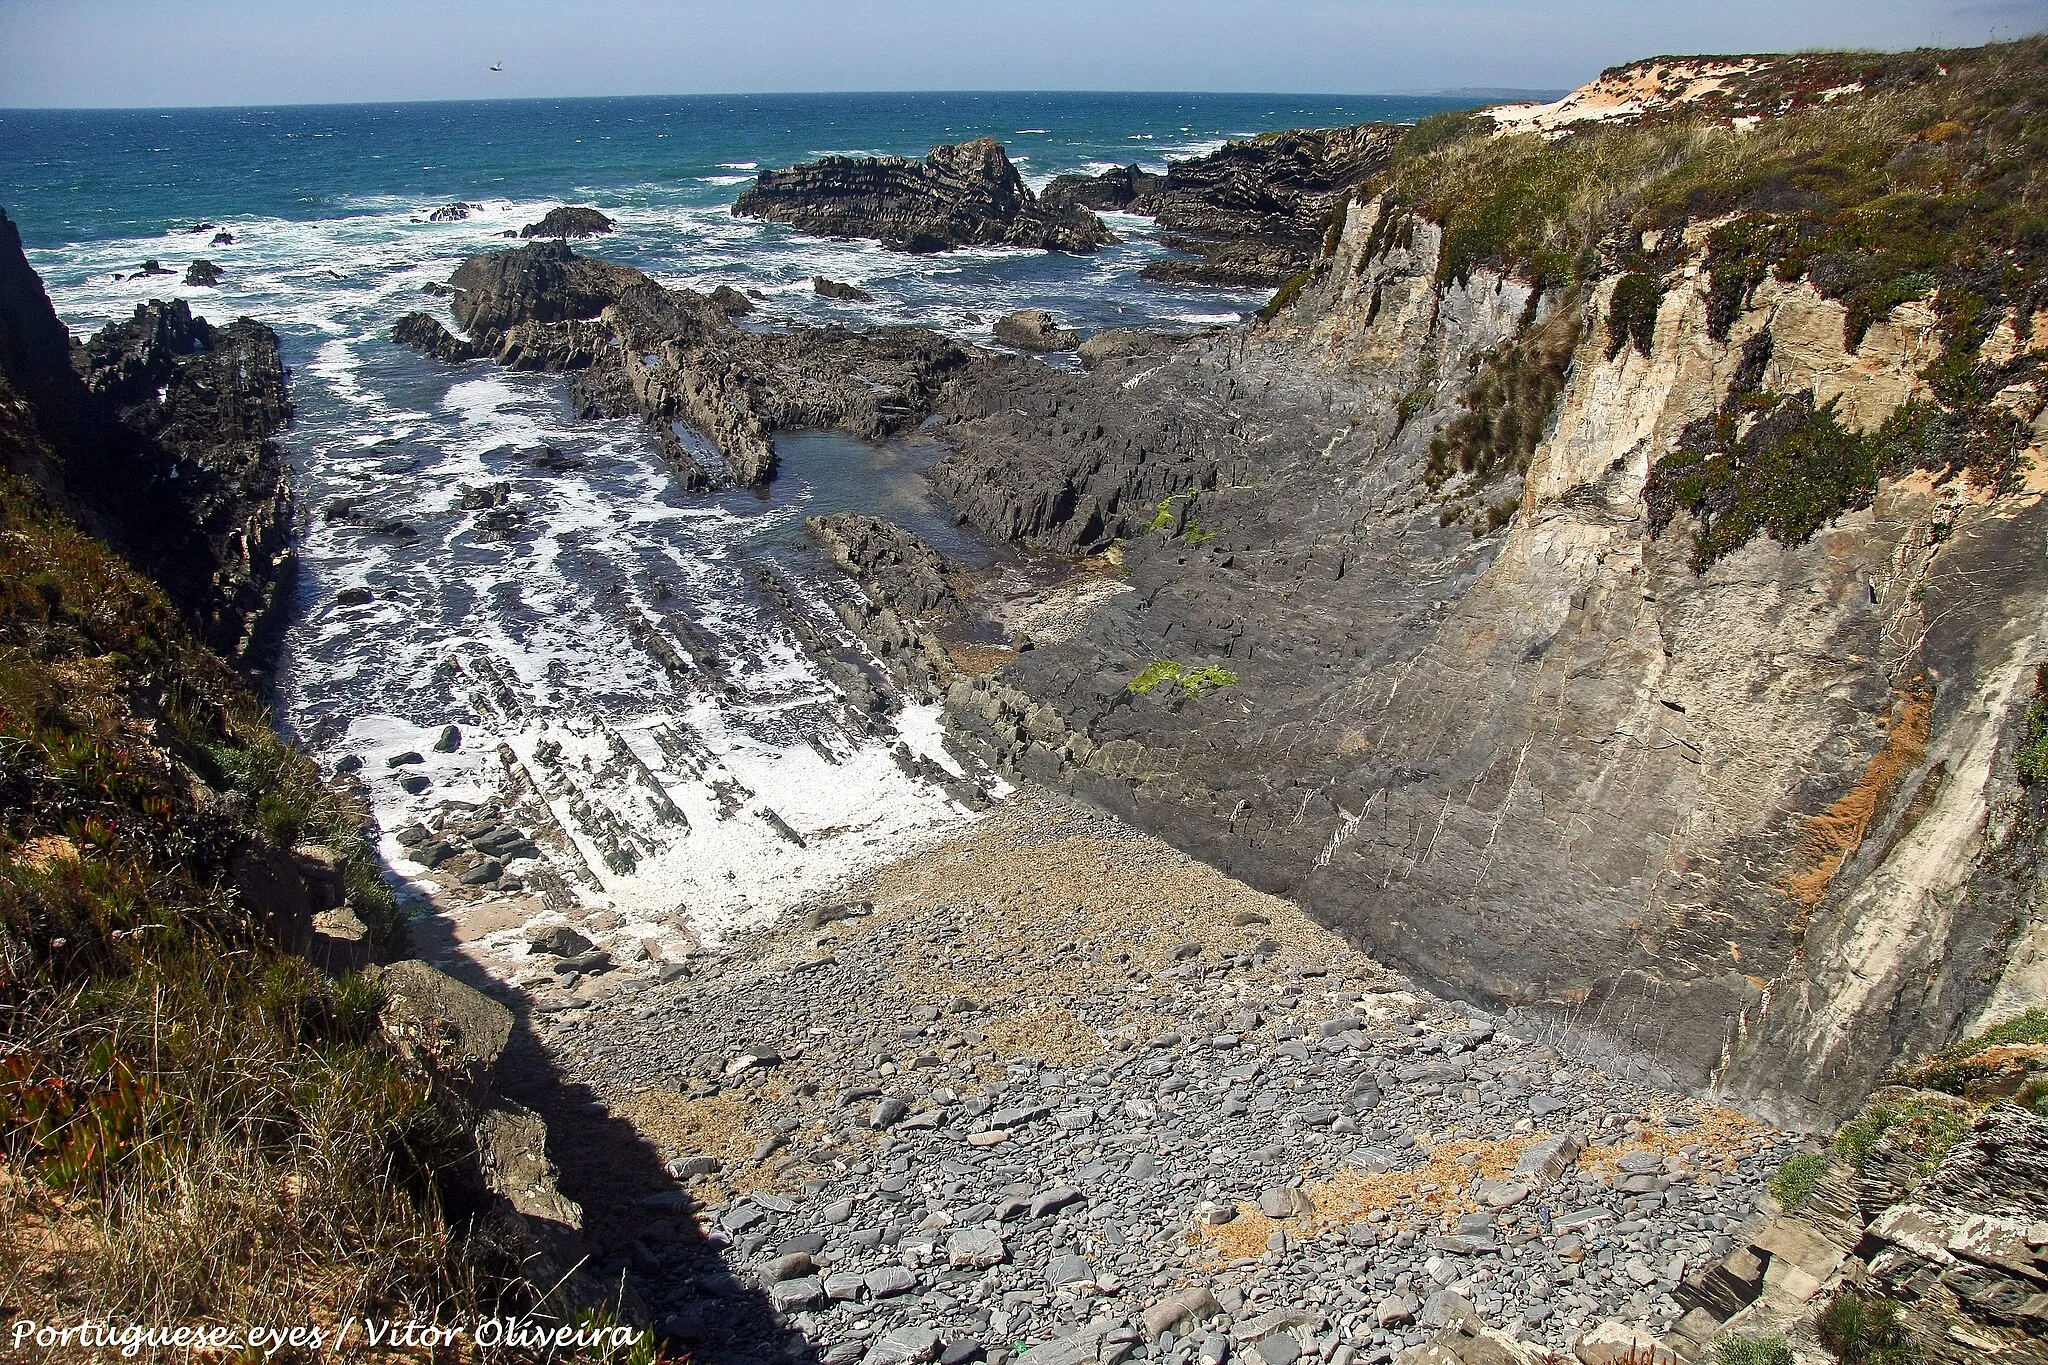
[26,142,1257,941]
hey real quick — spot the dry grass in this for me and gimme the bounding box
[1779,688,1933,908]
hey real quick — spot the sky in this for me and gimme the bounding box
[2,0,2044,108]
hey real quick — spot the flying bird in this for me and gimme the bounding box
[489,61,503,72]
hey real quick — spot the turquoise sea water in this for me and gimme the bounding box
[0,91,1475,929]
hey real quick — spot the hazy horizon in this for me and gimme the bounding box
[1,0,2042,110]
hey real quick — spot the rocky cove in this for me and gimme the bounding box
[4,40,2048,1365]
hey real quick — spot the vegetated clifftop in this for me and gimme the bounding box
[732,138,1114,254]
[925,37,2048,1130]
[0,207,294,676]
[397,239,971,487]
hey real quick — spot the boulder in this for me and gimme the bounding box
[366,958,513,1106]
[733,139,1113,254]
[519,206,615,239]
[429,203,477,222]
[994,308,1079,351]
[807,511,961,614]
[183,259,223,287]
[527,924,594,957]
[813,276,875,302]
[1077,328,1185,368]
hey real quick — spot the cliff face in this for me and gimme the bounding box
[0,208,296,676]
[930,161,2047,1125]
[732,138,1114,254]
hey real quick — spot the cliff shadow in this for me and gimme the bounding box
[406,909,815,1365]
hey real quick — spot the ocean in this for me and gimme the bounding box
[0,90,1471,940]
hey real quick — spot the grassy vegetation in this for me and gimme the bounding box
[1716,1336,1795,1365]
[1769,1152,1829,1212]
[1260,265,1319,320]
[1355,39,2047,561]
[2016,665,2048,784]
[1643,335,2029,570]
[1816,1290,1921,1364]
[0,387,507,1336]
[1831,1092,1974,1175]
[1426,301,1582,489]
[1894,1007,2048,1111]
[1126,659,1241,703]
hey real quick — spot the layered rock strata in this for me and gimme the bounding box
[1133,124,1406,287]
[923,193,2048,1127]
[733,139,1114,254]
[396,240,973,487]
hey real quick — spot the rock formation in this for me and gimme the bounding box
[992,308,1078,352]
[398,239,972,487]
[732,139,1114,254]
[919,45,2048,1131]
[1132,123,1406,287]
[0,210,294,676]
[1041,162,1167,214]
[813,276,874,302]
[519,205,616,238]
[807,511,962,614]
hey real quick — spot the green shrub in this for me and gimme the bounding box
[1606,272,1663,357]
[1770,1152,1830,1211]
[1717,1335,1794,1365]
[2015,666,2048,783]
[1427,301,1582,489]
[1816,1290,1920,1364]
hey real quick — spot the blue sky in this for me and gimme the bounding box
[2,0,2043,107]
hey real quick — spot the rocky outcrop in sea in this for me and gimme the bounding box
[733,139,1115,254]
[397,239,974,487]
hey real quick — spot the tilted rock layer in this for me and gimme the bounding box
[928,192,2048,1127]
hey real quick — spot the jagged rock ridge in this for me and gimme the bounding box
[732,138,1114,254]
[398,240,973,488]
[0,208,295,675]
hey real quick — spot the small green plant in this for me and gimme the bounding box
[1125,660,1240,702]
[2015,665,2048,783]
[1144,495,1186,534]
[1769,1151,1829,1211]
[1128,660,1186,695]
[1716,1335,1794,1365]
[1816,1290,1919,1364]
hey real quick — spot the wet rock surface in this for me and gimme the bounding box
[396,239,975,488]
[808,512,964,616]
[734,139,1115,254]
